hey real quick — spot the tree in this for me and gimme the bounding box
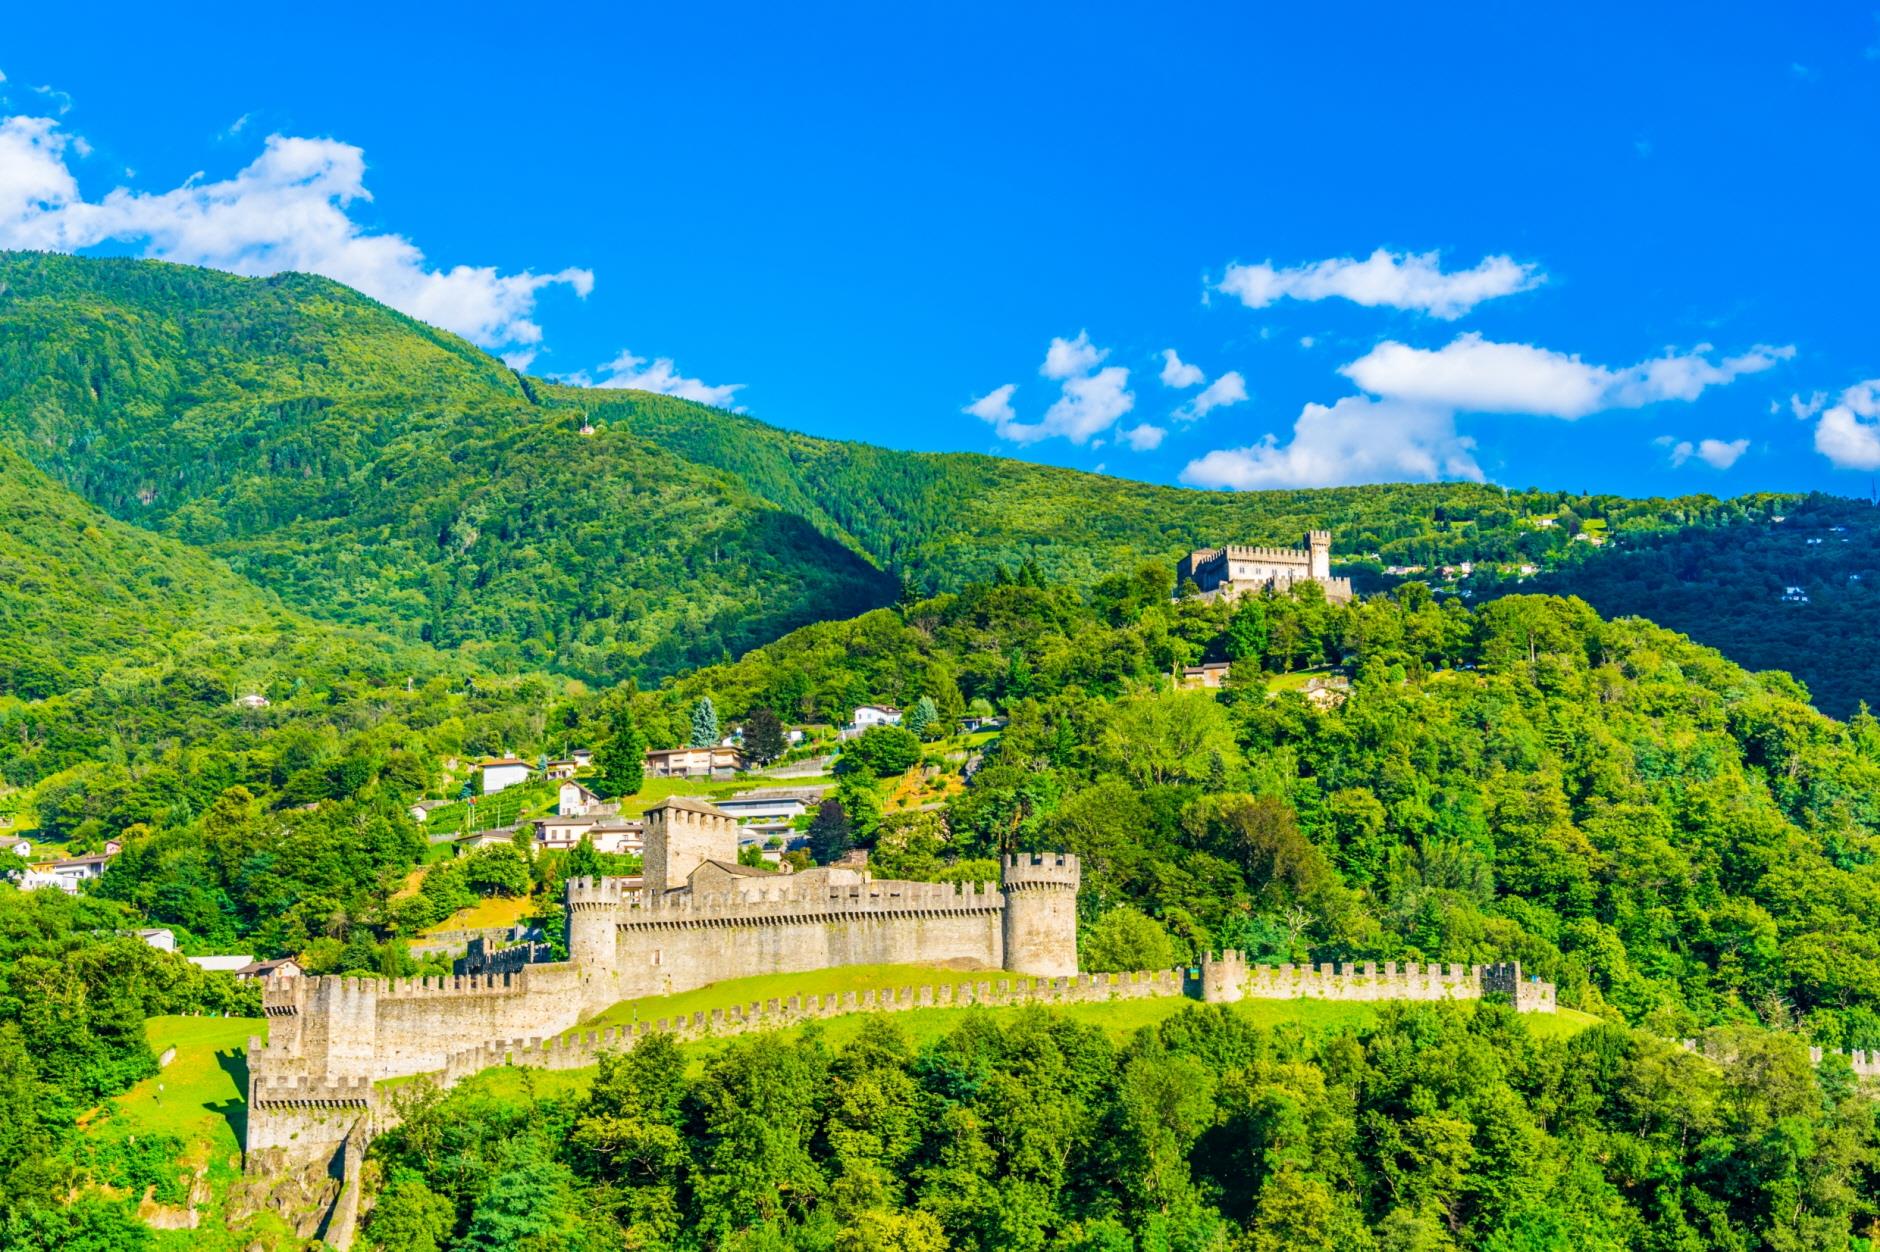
[593,704,646,799]
[690,696,720,748]
[809,799,856,864]
[906,696,941,741]
[565,835,603,882]
[842,726,922,777]
[1082,907,1180,972]
[744,706,787,766]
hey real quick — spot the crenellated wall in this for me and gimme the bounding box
[1198,952,1558,1013]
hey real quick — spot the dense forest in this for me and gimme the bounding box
[4,251,1879,715]
[354,1004,1878,1251]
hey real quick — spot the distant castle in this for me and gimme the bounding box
[1178,531,1354,603]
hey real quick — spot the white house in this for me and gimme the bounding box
[544,759,579,780]
[31,853,114,893]
[711,789,820,823]
[135,928,177,952]
[558,781,605,817]
[408,799,450,824]
[236,692,271,709]
[480,758,532,794]
[5,837,28,858]
[536,816,644,855]
[236,957,303,980]
[852,705,902,729]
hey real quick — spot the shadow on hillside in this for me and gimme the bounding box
[213,1047,249,1148]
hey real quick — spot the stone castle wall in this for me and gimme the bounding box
[1200,952,1557,1012]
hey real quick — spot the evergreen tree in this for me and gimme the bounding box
[907,695,941,740]
[744,706,787,765]
[809,798,855,864]
[690,696,720,748]
[594,704,646,798]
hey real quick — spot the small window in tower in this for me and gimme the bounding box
[652,949,663,966]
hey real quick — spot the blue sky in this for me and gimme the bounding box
[3,3,1879,497]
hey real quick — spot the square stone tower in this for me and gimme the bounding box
[642,796,739,893]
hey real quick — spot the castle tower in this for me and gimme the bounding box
[566,876,626,1013]
[1305,530,1332,580]
[643,797,738,893]
[1001,852,1081,977]
[1200,950,1249,1003]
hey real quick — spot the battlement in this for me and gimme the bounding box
[249,1073,374,1107]
[605,877,1007,928]
[567,875,637,907]
[1201,953,1557,1013]
[1001,852,1081,889]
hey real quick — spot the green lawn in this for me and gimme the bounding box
[97,1015,266,1159]
[572,963,1003,1034]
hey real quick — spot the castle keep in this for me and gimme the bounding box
[1179,531,1354,603]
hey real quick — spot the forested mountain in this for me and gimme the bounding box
[2,249,1878,716]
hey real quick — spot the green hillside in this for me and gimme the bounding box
[0,252,894,683]
[3,251,1878,716]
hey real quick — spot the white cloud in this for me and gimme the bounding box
[0,113,592,355]
[1120,423,1166,451]
[1215,248,1543,320]
[589,350,743,408]
[1813,380,1880,470]
[1665,437,1750,469]
[1183,331,1788,490]
[1182,396,1481,490]
[964,383,1018,424]
[1178,370,1247,422]
[969,333,1136,446]
[1043,330,1106,380]
[1340,333,1793,419]
[1158,348,1203,388]
[1790,390,1828,419]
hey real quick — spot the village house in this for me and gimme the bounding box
[852,704,902,729]
[710,788,823,824]
[1179,661,1231,690]
[644,745,744,779]
[237,957,303,980]
[544,759,579,780]
[407,798,451,824]
[32,852,115,893]
[6,836,29,857]
[135,928,177,952]
[480,758,532,794]
[455,827,522,852]
[536,816,644,855]
[558,780,607,817]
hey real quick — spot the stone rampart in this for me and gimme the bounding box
[1199,953,1558,1013]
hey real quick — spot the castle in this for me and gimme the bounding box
[245,799,1081,1162]
[1178,532,1354,603]
[242,793,1575,1246]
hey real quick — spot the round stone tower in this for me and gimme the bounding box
[564,876,625,1013]
[1001,852,1081,977]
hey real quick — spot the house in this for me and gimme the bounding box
[1179,662,1231,690]
[135,928,177,952]
[558,780,606,816]
[711,789,821,824]
[480,758,532,794]
[408,798,451,824]
[544,759,579,780]
[5,837,29,858]
[852,705,902,730]
[236,692,271,709]
[588,821,644,855]
[536,816,644,855]
[644,745,744,779]
[569,748,593,768]
[187,954,256,973]
[37,853,114,892]
[102,839,122,856]
[236,957,303,980]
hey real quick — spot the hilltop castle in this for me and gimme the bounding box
[1178,532,1354,603]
